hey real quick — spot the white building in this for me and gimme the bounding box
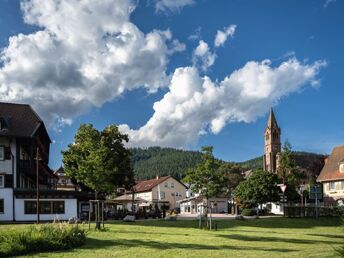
[0,103,92,222]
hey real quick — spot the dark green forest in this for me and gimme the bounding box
[130,147,203,180]
[130,147,326,181]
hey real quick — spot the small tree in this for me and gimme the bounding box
[277,140,296,184]
[184,146,224,228]
[235,170,279,212]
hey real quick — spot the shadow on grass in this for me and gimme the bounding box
[307,233,344,239]
[107,217,341,230]
[80,238,297,253]
[217,234,342,245]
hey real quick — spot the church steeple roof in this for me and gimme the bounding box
[266,107,279,129]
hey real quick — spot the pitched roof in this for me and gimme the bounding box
[266,108,279,129]
[54,166,66,176]
[317,145,344,182]
[0,102,49,140]
[133,176,171,193]
[112,194,145,202]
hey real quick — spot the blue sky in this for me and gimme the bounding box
[0,0,343,169]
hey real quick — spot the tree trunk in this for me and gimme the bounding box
[95,191,101,230]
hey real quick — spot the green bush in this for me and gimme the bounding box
[0,222,86,257]
[241,208,256,216]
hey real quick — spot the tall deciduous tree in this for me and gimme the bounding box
[218,163,244,197]
[62,124,134,198]
[234,170,279,209]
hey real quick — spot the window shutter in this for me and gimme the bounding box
[4,147,11,160]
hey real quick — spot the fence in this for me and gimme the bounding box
[284,206,343,217]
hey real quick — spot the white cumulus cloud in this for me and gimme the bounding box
[0,0,184,128]
[214,25,237,47]
[119,58,326,148]
[192,40,216,71]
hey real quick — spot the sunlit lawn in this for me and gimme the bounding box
[0,217,342,257]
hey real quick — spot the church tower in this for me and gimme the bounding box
[263,108,281,172]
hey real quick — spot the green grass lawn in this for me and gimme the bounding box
[0,217,342,257]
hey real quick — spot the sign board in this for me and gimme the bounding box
[309,185,323,200]
[279,193,287,203]
[277,184,287,193]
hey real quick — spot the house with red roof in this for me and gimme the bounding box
[317,145,344,206]
[113,176,187,211]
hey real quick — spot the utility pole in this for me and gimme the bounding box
[35,147,40,224]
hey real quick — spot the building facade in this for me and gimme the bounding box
[135,176,187,210]
[317,145,344,206]
[263,108,281,173]
[0,103,91,221]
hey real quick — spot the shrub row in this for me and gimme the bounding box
[285,206,344,217]
[0,223,86,257]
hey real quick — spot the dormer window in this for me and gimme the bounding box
[340,163,344,173]
[0,117,9,131]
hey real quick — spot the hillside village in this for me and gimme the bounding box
[1,102,342,222]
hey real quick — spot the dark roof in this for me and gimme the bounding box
[54,166,65,175]
[317,145,344,182]
[0,102,50,141]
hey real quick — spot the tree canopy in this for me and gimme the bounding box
[184,146,224,198]
[234,170,279,208]
[62,124,134,196]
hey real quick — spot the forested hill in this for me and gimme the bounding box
[130,147,326,181]
[239,152,327,182]
[130,147,203,180]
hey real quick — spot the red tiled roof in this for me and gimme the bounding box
[133,176,170,193]
[317,145,344,182]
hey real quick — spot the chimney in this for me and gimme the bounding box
[156,175,160,180]
[324,157,329,164]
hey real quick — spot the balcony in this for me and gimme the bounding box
[19,160,34,176]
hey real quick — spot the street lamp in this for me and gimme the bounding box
[34,147,42,224]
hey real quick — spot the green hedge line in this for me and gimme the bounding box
[0,223,86,257]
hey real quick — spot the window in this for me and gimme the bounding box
[164,182,168,188]
[24,201,65,214]
[25,201,36,214]
[0,199,4,213]
[171,183,174,188]
[159,191,165,199]
[0,175,4,188]
[341,181,344,190]
[53,201,65,214]
[329,182,336,190]
[0,146,4,160]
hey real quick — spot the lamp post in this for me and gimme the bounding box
[35,147,41,224]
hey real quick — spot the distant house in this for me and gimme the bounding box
[113,176,187,211]
[317,145,344,206]
[0,102,92,222]
[54,167,76,191]
[178,195,229,214]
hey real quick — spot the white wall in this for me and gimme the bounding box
[0,188,13,221]
[15,198,77,221]
[0,138,16,177]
